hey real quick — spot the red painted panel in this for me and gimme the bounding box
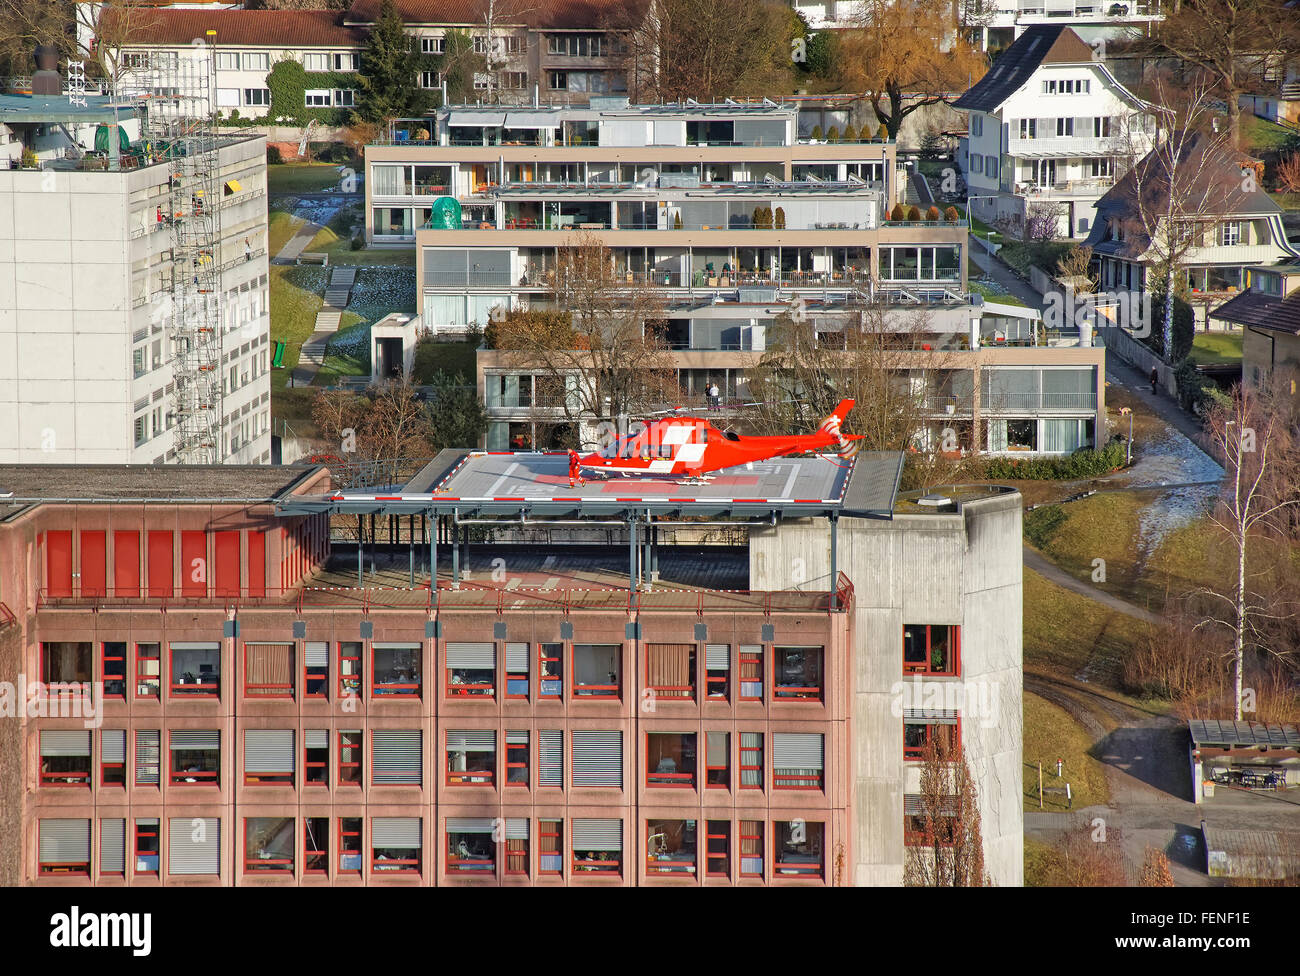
[47,531,73,597]
[147,531,174,598]
[214,530,240,597]
[81,531,106,597]
[181,531,207,597]
[247,531,265,598]
[113,531,140,597]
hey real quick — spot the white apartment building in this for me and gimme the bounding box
[955,24,1154,239]
[0,94,271,465]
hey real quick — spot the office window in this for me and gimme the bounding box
[505,642,529,698]
[740,732,763,789]
[539,643,563,698]
[775,820,824,879]
[904,710,960,760]
[304,642,328,697]
[571,819,621,877]
[302,53,328,71]
[647,819,696,876]
[171,730,220,785]
[135,642,160,698]
[339,642,362,698]
[970,154,983,176]
[506,731,529,786]
[215,52,239,71]
[905,794,962,846]
[101,642,126,699]
[539,730,563,788]
[705,644,729,699]
[740,821,763,878]
[739,645,763,701]
[171,642,219,697]
[39,819,90,876]
[101,730,126,787]
[774,646,823,701]
[304,89,330,107]
[706,821,730,878]
[40,730,91,787]
[646,732,693,788]
[903,624,960,676]
[169,817,220,876]
[339,818,362,873]
[101,818,126,877]
[446,730,496,785]
[42,641,91,686]
[304,817,328,874]
[446,642,494,697]
[245,818,294,874]
[505,819,528,875]
[298,729,328,786]
[244,729,294,785]
[372,730,422,785]
[539,819,563,875]
[135,818,159,875]
[501,71,526,89]
[573,643,620,699]
[646,642,694,700]
[446,818,496,874]
[705,731,729,788]
[244,88,270,106]
[773,733,824,790]
[373,643,421,697]
[372,817,422,874]
[135,730,160,786]
[244,642,293,698]
[339,730,362,785]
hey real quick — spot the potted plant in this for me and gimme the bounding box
[774,206,786,229]
[889,203,906,222]
[810,124,823,142]
[827,125,840,142]
[673,211,683,230]
[20,147,38,169]
[843,124,857,142]
[906,205,921,222]
[926,205,941,222]
[877,124,889,141]
[944,206,960,223]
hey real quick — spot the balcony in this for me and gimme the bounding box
[1016,177,1116,199]
[1007,136,1128,157]
[981,391,1098,411]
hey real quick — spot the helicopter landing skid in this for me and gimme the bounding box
[674,475,715,486]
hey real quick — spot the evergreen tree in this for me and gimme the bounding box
[355,0,429,125]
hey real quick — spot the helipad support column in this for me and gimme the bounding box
[451,509,460,588]
[628,515,638,607]
[829,514,839,611]
[428,511,437,593]
[408,514,415,585]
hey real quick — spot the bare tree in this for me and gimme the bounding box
[1276,152,1300,196]
[1199,387,1300,721]
[903,735,988,887]
[1055,244,1097,294]
[1024,201,1064,244]
[4,0,163,96]
[311,375,435,463]
[1139,847,1176,886]
[477,0,535,104]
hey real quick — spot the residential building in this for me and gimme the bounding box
[955,25,1155,240]
[0,92,271,465]
[0,452,1022,887]
[1083,134,1300,327]
[1209,258,1300,398]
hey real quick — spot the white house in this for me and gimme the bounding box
[954,24,1154,240]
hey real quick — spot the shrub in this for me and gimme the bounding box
[774,206,786,229]
[811,124,823,141]
[889,203,906,222]
[20,147,38,168]
[827,125,840,142]
[843,124,857,142]
[983,437,1127,480]
[1023,505,1067,549]
[1142,294,1195,363]
[350,234,365,251]
[266,145,283,165]
[1174,357,1230,415]
[905,205,921,222]
[926,205,941,222]
[944,205,960,222]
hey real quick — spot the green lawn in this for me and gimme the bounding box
[968,279,1028,307]
[1023,569,1150,681]
[1190,331,1243,365]
[1024,691,1111,812]
[968,212,1005,245]
[268,211,306,256]
[1270,192,1300,211]
[412,339,479,383]
[1240,114,1298,155]
[268,162,346,196]
[318,313,368,384]
[269,265,327,393]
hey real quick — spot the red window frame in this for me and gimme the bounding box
[338,818,362,874]
[505,642,528,700]
[572,644,620,700]
[169,733,220,786]
[101,731,125,787]
[244,818,294,874]
[646,732,695,789]
[304,817,328,875]
[903,717,961,761]
[243,642,294,699]
[706,645,729,700]
[305,736,328,786]
[538,643,563,700]
[904,808,960,848]
[338,730,362,786]
[39,733,90,787]
[774,821,824,879]
[372,835,421,875]
[739,646,763,702]
[134,731,160,787]
[373,644,421,698]
[445,831,495,875]
[739,734,763,791]
[135,820,159,877]
[40,641,91,690]
[101,642,126,699]
[903,624,961,677]
[706,820,730,878]
[646,820,696,877]
[539,820,562,876]
[739,820,763,879]
[445,736,496,786]
[505,834,528,876]
[169,645,219,698]
[774,646,824,702]
[135,642,160,699]
[305,645,328,699]
[506,735,528,787]
[705,732,728,789]
[571,850,621,877]
[338,642,362,699]
[644,643,695,701]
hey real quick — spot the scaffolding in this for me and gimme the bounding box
[143,41,224,464]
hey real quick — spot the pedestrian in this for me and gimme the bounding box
[707,382,720,411]
[1149,365,1158,395]
[244,237,252,262]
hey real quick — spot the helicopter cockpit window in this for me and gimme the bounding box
[721,430,740,442]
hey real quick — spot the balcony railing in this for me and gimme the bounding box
[981,392,1098,411]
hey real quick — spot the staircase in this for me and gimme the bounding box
[293,266,356,386]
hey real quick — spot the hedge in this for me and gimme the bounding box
[982,437,1128,480]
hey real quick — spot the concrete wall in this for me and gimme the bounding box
[748,492,1024,887]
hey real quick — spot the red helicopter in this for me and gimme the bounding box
[569,398,862,484]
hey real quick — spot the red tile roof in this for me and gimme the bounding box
[97,8,368,49]
[344,0,647,29]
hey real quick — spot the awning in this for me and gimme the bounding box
[224,179,242,194]
[448,112,506,126]
[504,112,560,128]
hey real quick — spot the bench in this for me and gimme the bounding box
[297,251,329,265]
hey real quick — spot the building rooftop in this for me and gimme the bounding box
[0,93,135,125]
[1189,720,1300,750]
[953,26,1098,113]
[98,7,369,47]
[1209,288,1300,334]
[345,0,649,29]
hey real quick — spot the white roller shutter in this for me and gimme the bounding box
[135,731,160,784]
[170,642,219,650]
[305,642,329,667]
[102,730,126,764]
[170,730,220,751]
[903,708,958,724]
[168,817,220,875]
[305,729,329,750]
[773,733,823,769]
[505,818,528,841]
[373,730,422,784]
[244,730,295,773]
[101,818,126,874]
[446,642,494,668]
[372,817,421,847]
[39,819,89,863]
[705,644,730,670]
[539,730,562,787]
[40,730,90,755]
[447,730,495,752]
[506,730,529,745]
[572,819,621,851]
[445,817,494,833]
[505,642,529,672]
[572,730,622,787]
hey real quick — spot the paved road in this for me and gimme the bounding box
[969,243,1046,309]
[1023,546,1161,625]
